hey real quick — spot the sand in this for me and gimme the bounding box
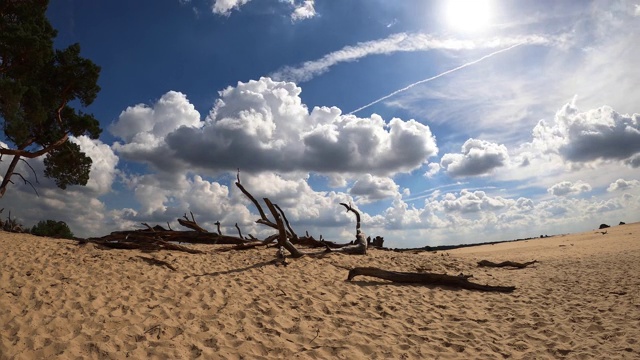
[1,223,639,359]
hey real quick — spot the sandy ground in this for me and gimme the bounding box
[1,222,639,359]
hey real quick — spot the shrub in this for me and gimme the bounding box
[31,220,74,239]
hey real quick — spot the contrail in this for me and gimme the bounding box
[348,42,524,115]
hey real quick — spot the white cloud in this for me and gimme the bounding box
[291,0,316,21]
[547,180,592,196]
[349,174,399,203]
[111,78,438,177]
[270,33,556,83]
[438,189,514,213]
[110,91,202,171]
[424,163,440,178]
[440,139,509,177]
[211,0,316,20]
[635,4,640,17]
[607,178,640,192]
[531,101,640,164]
[212,0,252,15]
[110,91,201,143]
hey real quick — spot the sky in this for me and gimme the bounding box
[2,0,639,247]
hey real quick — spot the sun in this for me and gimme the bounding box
[445,0,493,33]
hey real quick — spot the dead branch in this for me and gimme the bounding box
[11,172,39,197]
[92,228,244,246]
[477,260,538,269]
[325,203,367,255]
[340,202,361,231]
[275,203,298,240]
[178,212,208,233]
[347,267,516,293]
[216,234,279,252]
[235,223,244,239]
[292,235,352,248]
[235,169,276,229]
[264,198,304,258]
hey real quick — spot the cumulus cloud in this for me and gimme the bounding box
[290,0,316,21]
[424,163,440,178]
[110,91,202,171]
[438,189,513,213]
[607,178,640,192]
[547,180,592,196]
[212,0,252,15]
[440,139,509,178]
[211,0,316,20]
[270,33,556,83]
[349,174,399,203]
[111,78,438,177]
[531,100,640,164]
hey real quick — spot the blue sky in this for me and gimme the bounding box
[2,0,640,247]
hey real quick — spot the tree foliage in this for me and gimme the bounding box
[0,0,102,197]
[30,219,74,239]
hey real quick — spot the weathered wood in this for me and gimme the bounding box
[92,229,246,245]
[216,234,280,252]
[235,170,277,229]
[346,267,516,293]
[291,236,352,249]
[178,212,208,233]
[235,223,244,239]
[275,203,297,240]
[325,203,367,255]
[477,260,538,269]
[340,203,361,231]
[264,198,304,258]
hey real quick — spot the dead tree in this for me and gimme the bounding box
[347,267,516,293]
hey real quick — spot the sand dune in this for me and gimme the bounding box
[1,223,639,359]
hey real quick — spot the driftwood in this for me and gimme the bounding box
[477,260,538,269]
[177,212,209,233]
[292,236,352,249]
[324,203,367,255]
[216,234,279,252]
[347,267,516,293]
[93,228,245,245]
[264,198,304,258]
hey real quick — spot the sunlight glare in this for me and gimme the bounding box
[445,0,492,33]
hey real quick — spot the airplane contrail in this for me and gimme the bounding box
[348,42,524,115]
